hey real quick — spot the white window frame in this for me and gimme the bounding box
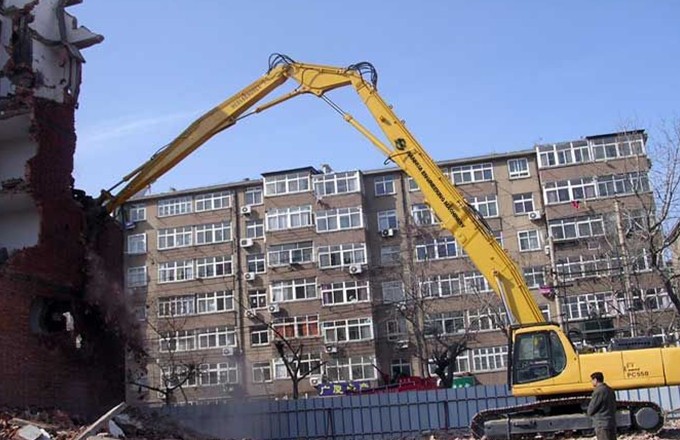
[267,241,314,267]
[426,311,465,336]
[374,175,396,196]
[158,295,195,317]
[549,216,605,242]
[195,255,233,278]
[472,346,507,372]
[195,191,231,212]
[274,354,321,379]
[158,260,194,283]
[462,271,492,294]
[377,209,398,231]
[197,290,234,314]
[391,358,412,376]
[508,158,530,179]
[518,230,541,252]
[126,233,147,254]
[415,236,458,261]
[421,273,462,298]
[468,195,499,218]
[247,253,266,274]
[512,193,535,215]
[127,266,147,287]
[322,317,373,343]
[316,207,363,233]
[195,222,232,245]
[266,205,313,231]
[325,356,377,381]
[451,163,494,184]
[543,178,597,205]
[264,172,310,196]
[272,315,320,339]
[250,326,270,346]
[157,226,192,250]
[411,203,439,226]
[313,171,360,197]
[537,141,591,169]
[317,243,367,269]
[198,361,238,386]
[252,362,272,383]
[244,186,263,206]
[248,290,268,309]
[127,204,146,222]
[320,281,370,306]
[523,267,546,289]
[270,278,317,302]
[197,326,237,350]
[157,196,193,217]
[245,219,265,239]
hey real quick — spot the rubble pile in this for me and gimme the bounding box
[0,405,214,440]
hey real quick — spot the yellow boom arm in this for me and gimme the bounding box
[101,54,545,325]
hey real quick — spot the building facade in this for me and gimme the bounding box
[123,130,676,403]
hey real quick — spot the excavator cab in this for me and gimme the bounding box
[512,329,567,385]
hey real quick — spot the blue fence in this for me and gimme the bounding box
[164,385,680,440]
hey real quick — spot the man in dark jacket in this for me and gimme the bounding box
[587,371,617,440]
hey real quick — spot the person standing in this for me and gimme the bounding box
[587,371,618,440]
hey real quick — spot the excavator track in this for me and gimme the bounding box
[470,396,664,439]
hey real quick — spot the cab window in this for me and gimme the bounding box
[513,331,566,384]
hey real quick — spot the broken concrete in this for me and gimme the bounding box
[0,0,133,419]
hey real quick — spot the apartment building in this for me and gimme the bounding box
[122,129,674,403]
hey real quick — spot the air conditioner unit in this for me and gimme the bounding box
[222,347,234,356]
[245,309,258,319]
[348,264,363,275]
[395,340,409,350]
[396,301,407,312]
[309,375,322,387]
[240,205,252,215]
[380,228,395,238]
[124,221,136,230]
[544,245,551,256]
[528,211,543,221]
[244,272,255,281]
[240,238,254,248]
[268,303,280,314]
[325,344,338,354]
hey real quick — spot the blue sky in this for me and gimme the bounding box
[72,1,680,197]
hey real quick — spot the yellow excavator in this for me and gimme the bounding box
[98,54,680,438]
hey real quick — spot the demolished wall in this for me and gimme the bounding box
[0,0,129,419]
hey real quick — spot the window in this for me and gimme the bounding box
[197,327,236,349]
[274,354,321,379]
[245,219,265,239]
[386,319,407,341]
[512,193,535,215]
[158,295,195,317]
[196,256,233,278]
[597,172,650,197]
[508,158,530,179]
[317,243,367,268]
[543,178,597,205]
[523,267,546,289]
[592,136,644,161]
[264,172,310,196]
[382,281,405,303]
[518,230,541,252]
[468,195,498,218]
[272,315,320,339]
[407,176,420,192]
[462,272,492,294]
[198,361,238,386]
[195,222,231,245]
[426,311,465,336]
[513,331,566,384]
[247,253,266,274]
[380,245,401,266]
[549,216,604,242]
[127,266,147,287]
[158,260,193,283]
[126,233,146,254]
[252,362,272,383]
[195,191,231,212]
[161,365,197,388]
[157,196,192,217]
[320,281,370,306]
[198,362,238,386]
[250,326,270,346]
[159,330,196,353]
[377,209,398,230]
[316,207,363,232]
[427,353,470,375]
[421,273,462,298]
[325,356,377,381]
[391,359,412,377]
[468,308,506,331]
[158,226,192,250]
[270,278,317,302]
[563,292,610,320]
[415,236,458,261]
[540,304,552,321]
[374,175,396,196]
[451,163,493,184]
[267,241,313,266]
[625,288,672,311]
[322,317,373,343]
[537,141,590,168]
[472,346,507,372]
[313,171,360,196]
[248,290,267,309]
[411,203,439,226]
[266,205,313,231]
[197,290,234,314]
[126,204,146,222]
[556,255,618,281]
[244,186,263,206]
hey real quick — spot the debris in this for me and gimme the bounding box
[14,425,50,440]
[73,403,126,440]
[106,420,124,438]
